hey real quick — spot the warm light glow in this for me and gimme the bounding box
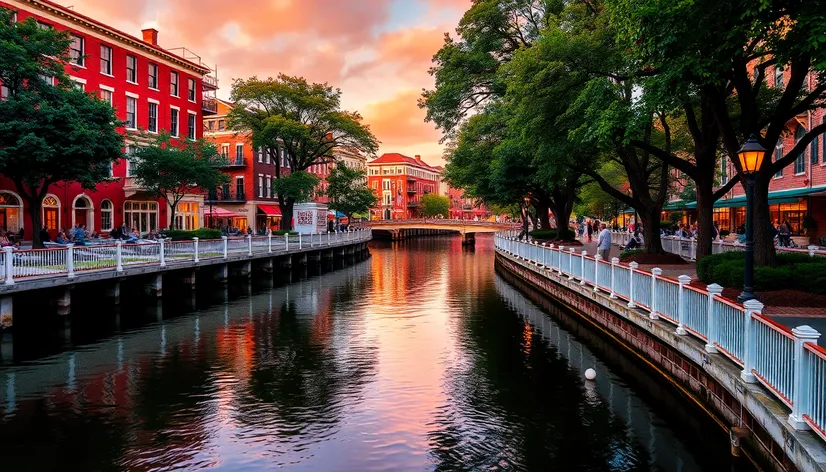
[737,136,766,175]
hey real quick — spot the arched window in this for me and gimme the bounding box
[0,191,23,232]
[42,194,61,236]
[794,126,806,175]
[100,199,113,231]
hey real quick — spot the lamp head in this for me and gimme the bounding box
[738,135,766,175]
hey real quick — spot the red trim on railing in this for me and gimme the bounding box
[804,415,826,443]
[682,284,707,295]
[13,247,70,253]
[683,326,708,341]
[753,370,793,408]
[713,296,744,310]
[714,343,744,366]
[753,313,795,339]
[806,343,826,361]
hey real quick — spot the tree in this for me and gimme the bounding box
[131,134,228,230]
[325,163,377,222]
[272,171,320,211]
[421,194,450,218]
[0,9,124,248]
[228,75,379,230]
[610,0,826,265]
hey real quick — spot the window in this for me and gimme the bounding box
[123,201,158,235]
[794,126,806,174]
[126,55,137,83]
[775,67,784,88]
[218,119,226,131]
[175,202,199,230]
[99,88,113,104]
[100,45,112,75]
[125,146,136,177]
[37,21,52,30]
[236,177,245,199]
[148,63,158,89]
[148,102,158,133]
[170,71,179,96]
[256,145,262,162]
[69,35,84,66]
[266,175,272,198]
[775,141,783,178]
[221,144,229,158]
[187,112,196,140]
[258,175,264,198]
[265,148,270,164]
[720,155,728,185]
[70,78,85,91]
[100,199,113,231]
[188,78,196,102]
[125,96,137,129]
[382,179,391,190]
[812,135,820,165]
[236,144,244,164]
[170,108,179,137]
[207,120,215,131]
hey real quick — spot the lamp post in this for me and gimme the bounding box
[523,195,531,241]
[737,135,766,302]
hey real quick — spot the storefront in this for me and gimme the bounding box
[123,200,159,235]
[257,205,282,231]
[0,191,23,233]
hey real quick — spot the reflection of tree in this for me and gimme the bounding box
[429,288,651,471]
[233,298,378,446]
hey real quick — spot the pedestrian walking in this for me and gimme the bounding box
[597,222,611,260]
[778,221,790,247]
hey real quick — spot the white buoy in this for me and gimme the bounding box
[585,368,597,381]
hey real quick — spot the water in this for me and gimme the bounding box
[0,235,754,471]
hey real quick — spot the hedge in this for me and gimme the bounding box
[272,230,298,235]
[529,227,576,240]
[696,252,826,294]
[162,228,222,240]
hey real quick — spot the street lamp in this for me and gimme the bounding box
[523,195,531,241]
[737,135,766,302]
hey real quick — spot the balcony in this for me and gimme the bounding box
[220,156,246,167]
[203,96,218,115]
[407,201,420,208]
[407,187,416,194]
[207,189,246,202]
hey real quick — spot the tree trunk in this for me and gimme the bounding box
[694,182,714,260]
[639,207,664,254]
[534,194,552,231]
[752,176,777,266]
[554,204,574,241]
[168,202,177,231]
[28,198,44,249]
[280,198,295,231]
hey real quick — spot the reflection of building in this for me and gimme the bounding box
[367,153,440,220]
[661,65,826,241]
[203,99,287,230]
[0,0,216,238]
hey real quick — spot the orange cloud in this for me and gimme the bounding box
[362,90,441,147]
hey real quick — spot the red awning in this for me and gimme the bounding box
[207,207,240,218]
[258,204,282,216]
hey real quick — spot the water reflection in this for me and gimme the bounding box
[0,237,752,471]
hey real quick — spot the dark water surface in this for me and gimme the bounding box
[0,235,754,471]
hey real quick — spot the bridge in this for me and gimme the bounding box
[364,219,518,243]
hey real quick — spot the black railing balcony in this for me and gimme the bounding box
[206,190,246,202]
[407,201,421,208]
[407,187,416,193]
[219,157,246,167]
[202,96,218,114]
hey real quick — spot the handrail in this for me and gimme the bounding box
[493,231,824,444]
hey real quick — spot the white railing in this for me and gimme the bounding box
[495,231,824,442]
[0,229,372,285]
[610,231,826,260]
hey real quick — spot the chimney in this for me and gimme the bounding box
[142,28,158,46]
[415,154,422,162]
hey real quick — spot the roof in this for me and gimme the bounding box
[29,0,211,75]
[368,153,440,172]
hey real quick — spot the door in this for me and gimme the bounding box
[44,208,58,240]
[0,211,6,231]
[384,208,391,220]
[75,209,87,229]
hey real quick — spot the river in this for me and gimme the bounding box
[0,235,755,471]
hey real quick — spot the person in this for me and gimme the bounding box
[110,225,122,240]
[597,222,611,260]
[328,219,335,233]
[712,221,719,241]
[778,220,790,247]
[0,230,19,248]
[623,227,643,250]
[586,220,593,243]
[246,226,253,235]
[16,227,24,242]
[39,225,51,244]
[55,231,70,245]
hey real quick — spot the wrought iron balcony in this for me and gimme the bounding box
[206,190,246,202]
[202,96,218,115]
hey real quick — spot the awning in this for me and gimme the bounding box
[714,186,826,208]
[206,207,240,218]
[663,200,697,210]
[257,204,282,216]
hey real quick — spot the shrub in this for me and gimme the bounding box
[696,252,826,294]
[620,249,645,260]
[530,227,576,241]
[272,230,298,235]
[162,228,222,240]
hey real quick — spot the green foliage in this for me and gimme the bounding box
[420,194,450,218]
[0,9,124,247]
[272,230,298,236]
[620,249,645,260]
[697,252,826,294]
[529,228,577,241]
[131,134,228,229]
[325,163,377,219]
[668,212,683,224]
[272,171,319,203]
[162,229,222,240]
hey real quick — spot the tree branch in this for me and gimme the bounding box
[712,173,741,201]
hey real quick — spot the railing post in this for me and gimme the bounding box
[568,248,576,280]
[650,268,662,320]
[689,239,696,260]
[299,233,303,249]
[740,299,764,383]
[580,251,588,285]
[676,275,691,335]
[328,231,331,246]
[247,234,253,256]
[268,233,273,253]
[193,237,200,263]
[809,245,817,258]
[115,240,123,273]
[160,239,166,267]
[3,246,13,285]
[557,246,565,275]
[66,244,75,279]
[593,254,601,292]
[628,262,639,307]
[610,257,618,298]
[285,233,289,251]
[704,284,723,353]
[789,325,821,430]
[221,236,228,260]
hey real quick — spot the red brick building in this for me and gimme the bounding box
[0,0,217,239]
[367,153,440,220]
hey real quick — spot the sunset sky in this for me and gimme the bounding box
[55,0,470,165]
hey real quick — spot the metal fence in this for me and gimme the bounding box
[495,232,825,444]
[611,231,826,260]
[1,229,372,284]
